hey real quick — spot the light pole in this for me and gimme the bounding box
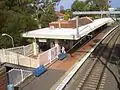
[2,33,14,47]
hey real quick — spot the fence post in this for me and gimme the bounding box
[49,50,52,63]
[55,40,60,58]
[0,49,4,63]
[37,55,40,66]
[17,53,19,65]
[23,46,26,56]
[20,69,24,82]
[33,39,37,56]
[2,49,6,63]
[30,58,31,67]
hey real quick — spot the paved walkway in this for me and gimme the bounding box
[48,32,104,71]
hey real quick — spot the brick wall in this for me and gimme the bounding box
[0,67,7,90]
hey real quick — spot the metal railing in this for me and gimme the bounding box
[8,69,32,86]
[0,45,59,68]
[5,44,36,56]
[37,46,59,66]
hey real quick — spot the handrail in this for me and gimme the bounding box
[80,25,89,32]
[67,25,89,53]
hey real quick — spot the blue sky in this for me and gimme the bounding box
[110,0,120,8]
[56,0,120,10]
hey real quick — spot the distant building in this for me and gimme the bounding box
[108,8,117,11]
[55,11,64,20]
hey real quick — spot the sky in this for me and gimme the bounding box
[110,0,120,8]
[56,0,120,11]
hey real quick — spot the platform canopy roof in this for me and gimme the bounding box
[22,18,113,40]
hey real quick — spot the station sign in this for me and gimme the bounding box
[39,39,47,42]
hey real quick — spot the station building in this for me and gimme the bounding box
[22,17,113,56]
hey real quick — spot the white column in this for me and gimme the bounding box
[33,38,37,56]
[23,46,26,56]
[55,40,60,56]
[48,50,51,63]
[21,69,24,82]
[76,16,79,37]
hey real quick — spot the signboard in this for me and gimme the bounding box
[39,39,47,42]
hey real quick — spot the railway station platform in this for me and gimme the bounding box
[17,25,112,90]
[22,18,114,56]
[23,18,113,40]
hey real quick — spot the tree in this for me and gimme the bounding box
[30,0,59,28]
[0,0,38,48]
[39,3,57,28]
[71,0,109,12]
[0,0,61,48]
[71,0,89,11]
[86,0,109,11]
[62,9,73,20]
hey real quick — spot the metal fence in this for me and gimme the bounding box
[0,45,59,68]
[3,43,39,56]
[37,46,58,65]
[8,69,32,86]
[0,50,39,67]
[5,44,35,56]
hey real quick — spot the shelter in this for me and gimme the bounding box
[22,18,113,55]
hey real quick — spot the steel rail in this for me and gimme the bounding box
[77,25,120,90]
[50,25,119,90]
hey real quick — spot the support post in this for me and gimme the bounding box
[55,40,60,58]
[76,16,79,37]
[33,38,37,56]
[21,69,24,82]
[23,46,26,56]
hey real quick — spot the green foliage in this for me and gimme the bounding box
[0,0,38,48]
[0,0,59,48]
[60,9,73,19]
[71,0,88,11]
[71,0,109,12]
[64,14,69,20]
[38,3,57,28]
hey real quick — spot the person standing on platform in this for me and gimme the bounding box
[62,46,66,54]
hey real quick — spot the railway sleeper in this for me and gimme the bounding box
[85,81,99,85]
[94,67,103,70]
[87,78,100,81]
[82,86,97,90]
[86,79,100,83]
[99,84,104,90]
[83,84,98,88]
[90,74,102,77]
[89,74,102,77]
[88,75,101,79]
[77,83,84,88]
[91,70,103,74]
[76,85,97,90]
[83,82,99,87]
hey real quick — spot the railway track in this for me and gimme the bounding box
[61,25,120,90]
[75,25,120,90]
